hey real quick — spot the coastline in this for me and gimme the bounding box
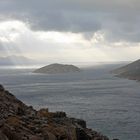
[0,84,118,140]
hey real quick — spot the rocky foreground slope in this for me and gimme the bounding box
[0,85,118,140]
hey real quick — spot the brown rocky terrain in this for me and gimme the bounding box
[0,84,117,140]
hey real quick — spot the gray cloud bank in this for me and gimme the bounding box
[0,0,140,42]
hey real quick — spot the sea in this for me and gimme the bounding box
[0,63,140,140]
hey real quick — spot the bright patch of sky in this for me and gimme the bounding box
[0,20,140,64]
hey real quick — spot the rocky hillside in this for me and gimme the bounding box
[112,59,140,80]
[0,84,118,140]
[34,63,80,74]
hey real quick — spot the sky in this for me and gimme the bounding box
[0,0,140,64]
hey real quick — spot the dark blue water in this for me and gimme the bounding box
[0,64,140,140]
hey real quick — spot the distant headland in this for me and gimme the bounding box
[112,59,140,81]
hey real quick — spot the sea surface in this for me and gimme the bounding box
[0,64,140,140]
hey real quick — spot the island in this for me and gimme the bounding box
[112,59,140,81]
[34,63,81,74]
[0,84,117,140]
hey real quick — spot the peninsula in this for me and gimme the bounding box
[112,59,140,81]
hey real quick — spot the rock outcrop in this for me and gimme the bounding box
[112,59,140,80]
[34,63,80,74]
[0,84,115,140]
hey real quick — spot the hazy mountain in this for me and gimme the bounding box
[112,59,140,80]
[0,55,35,66]
[34,63,81,74]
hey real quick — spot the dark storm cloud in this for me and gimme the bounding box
[0,0,140,42]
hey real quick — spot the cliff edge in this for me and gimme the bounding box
[0,85,117,140]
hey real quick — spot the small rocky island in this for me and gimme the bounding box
[0,84,118,140]
[34,63,81,74]
[112,59,140,81]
